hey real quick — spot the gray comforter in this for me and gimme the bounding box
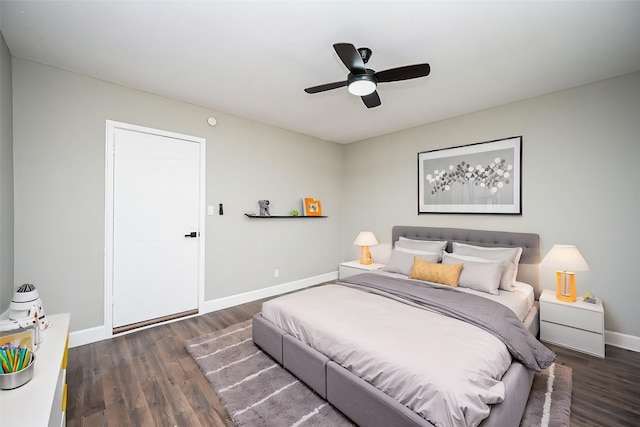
[341,273,555,372]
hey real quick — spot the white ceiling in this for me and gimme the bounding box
[2,1,640,144]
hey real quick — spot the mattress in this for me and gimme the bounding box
[371,270,534,321]
[262,283,512,427]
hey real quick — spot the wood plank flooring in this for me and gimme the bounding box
[547,343,640,426]
[67,299,262,427]
[67,297,640,426]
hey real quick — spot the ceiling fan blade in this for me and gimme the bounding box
[304,80,347,94]
[361,91,381,108]
[333,43,366,74]
[375,63,431,83]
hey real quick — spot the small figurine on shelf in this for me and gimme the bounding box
[258,200,270,216]
[290,210,299,216]
[582,291,597,304]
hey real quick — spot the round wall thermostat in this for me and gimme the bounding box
[207,117,217,126]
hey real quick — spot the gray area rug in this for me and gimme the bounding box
[521,359,572,427]
[185,320,572,427]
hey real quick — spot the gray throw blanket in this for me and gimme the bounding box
[341,273,556,372]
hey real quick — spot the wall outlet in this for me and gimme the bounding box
[274,268,279,278]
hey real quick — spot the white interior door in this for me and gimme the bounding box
[111,126,201,329]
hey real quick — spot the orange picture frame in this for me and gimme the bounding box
[303,197,322,216]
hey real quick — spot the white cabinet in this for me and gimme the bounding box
[0,313,71,426]
[339,261,385,279]
[539,289,604,358]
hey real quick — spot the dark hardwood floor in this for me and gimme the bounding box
[67,298,640,426]
[66,299,263,427]
[548,343,640,426]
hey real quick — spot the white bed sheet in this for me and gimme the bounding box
[370,270,534,321]
[262,284,512,427]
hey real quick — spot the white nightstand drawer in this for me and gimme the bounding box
[541,321,605,357]
[540,301,603,333]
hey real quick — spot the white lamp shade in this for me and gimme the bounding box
[541,244,590,272]
[353,231,379,247]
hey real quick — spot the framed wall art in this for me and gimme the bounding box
[303,197,323,216]
[418,136,522,214]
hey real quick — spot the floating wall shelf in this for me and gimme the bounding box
[244,214,327,219]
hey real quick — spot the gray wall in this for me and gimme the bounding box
[0,30,14,311]
[8,53,640,342]
[343,71,640,338]
[12,58,343,332]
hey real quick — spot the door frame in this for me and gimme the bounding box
[104,120,206,338]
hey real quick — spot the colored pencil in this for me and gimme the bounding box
[24,348,32,367]
[0,350,9,368]
[17,347,26,371]
[11,349,18,372]
[5,348,13,369]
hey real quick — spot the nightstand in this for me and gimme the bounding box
[539,289,604,358]
[339,261,385,279]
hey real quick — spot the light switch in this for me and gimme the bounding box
[207,205,215,216]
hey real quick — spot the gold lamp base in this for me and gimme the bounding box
[556,271,576,302]
[359,246,372,265]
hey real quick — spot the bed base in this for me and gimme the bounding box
[253,226,542,426]
[253,312,535,427]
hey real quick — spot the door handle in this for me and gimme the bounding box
[184,231,199,238]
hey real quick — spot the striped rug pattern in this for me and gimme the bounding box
[185,320,572,427]
[521,361,573,427]
[185,320,353,426]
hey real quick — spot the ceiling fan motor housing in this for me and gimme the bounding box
[357,47,372,64]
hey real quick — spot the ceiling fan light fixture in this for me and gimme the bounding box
[348,74,377,96]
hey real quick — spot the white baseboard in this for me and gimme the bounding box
[70,272,640,355]
[69,324,107,348]
[605,330,640,353]
[199,272,338,314]
[68,271,338,348]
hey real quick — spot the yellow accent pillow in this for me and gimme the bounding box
[409,257,463,287]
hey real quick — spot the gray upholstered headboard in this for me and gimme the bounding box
[392,226,541,298]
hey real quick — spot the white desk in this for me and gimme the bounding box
[0,313,71,426]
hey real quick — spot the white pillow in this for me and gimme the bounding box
[394,246,441,255]
[442,252,504,295]
[452,242,523,291]
[383,250,440,276]
[396,238,447,259]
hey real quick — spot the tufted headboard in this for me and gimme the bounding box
[392,226,541,298]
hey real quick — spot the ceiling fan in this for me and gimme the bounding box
[304,43,431,108]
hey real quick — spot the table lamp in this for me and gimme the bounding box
[353,231,379,265]
[541,244,590,302]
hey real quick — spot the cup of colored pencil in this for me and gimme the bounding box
[0,345,35,389]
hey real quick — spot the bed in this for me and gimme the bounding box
[253,226,555,427]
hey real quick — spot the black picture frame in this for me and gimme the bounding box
[418,136,522,214]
